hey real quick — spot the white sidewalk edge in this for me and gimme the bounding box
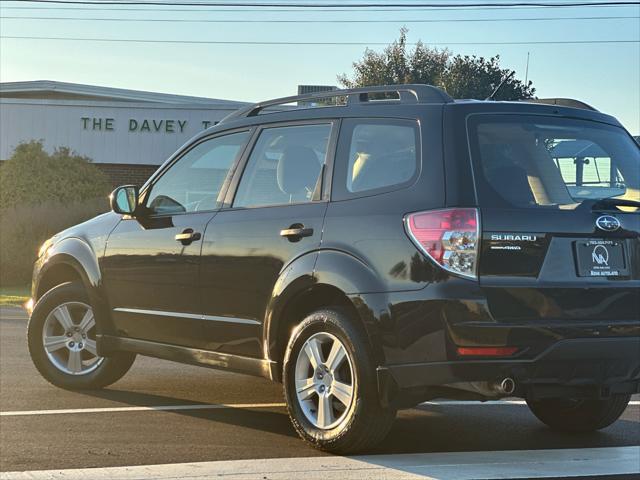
[2,446,639,480]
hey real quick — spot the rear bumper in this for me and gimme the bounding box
[378,337,640,406]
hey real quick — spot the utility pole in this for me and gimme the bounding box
[525,51,531,85]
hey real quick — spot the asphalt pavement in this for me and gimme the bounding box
[1,306,638,479]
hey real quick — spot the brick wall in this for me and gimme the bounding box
[95,163,160,188]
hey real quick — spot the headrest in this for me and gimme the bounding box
[487,165,535,205]
[277,146,321,195]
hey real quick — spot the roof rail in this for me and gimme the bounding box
[222,84,453,123]
[524,98,598,112]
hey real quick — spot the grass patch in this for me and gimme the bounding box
[0,285,30,306]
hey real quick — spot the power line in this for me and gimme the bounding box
[2,35,637,45]
[3,4,638,12]
[6,1,640,8]
[2,14,637,22]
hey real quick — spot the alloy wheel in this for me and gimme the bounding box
[42,302,104,375]
[294,332,355,430]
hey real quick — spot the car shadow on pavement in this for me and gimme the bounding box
[371,404,640,455]
[77,388,299,439]
[76,390,639,455]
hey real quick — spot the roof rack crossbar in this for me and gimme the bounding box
[524,98,598,112]
[222,84,453,123]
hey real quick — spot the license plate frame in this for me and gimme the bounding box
[575,239,628,278]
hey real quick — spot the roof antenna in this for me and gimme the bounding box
[486,70,516,101]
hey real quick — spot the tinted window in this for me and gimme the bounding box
[335,119,418,198]
[146,131,249,214]
[233,124,331,208]
[468,115,640,209]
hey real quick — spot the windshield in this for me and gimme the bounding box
[468,115,640,209]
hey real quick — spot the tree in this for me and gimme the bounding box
[338,28,535,101]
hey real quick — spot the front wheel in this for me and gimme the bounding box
[526,395,630,432]
[28,282,136,390]
[283,308,395,454]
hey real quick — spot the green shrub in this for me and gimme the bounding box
[0,199,108,286]
[0,141,111,286]
[0,140,111,208]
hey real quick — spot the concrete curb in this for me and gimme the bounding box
[0,306,28,320]
[2,446,638,480]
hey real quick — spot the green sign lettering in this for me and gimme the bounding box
[140,120,151,132]
[83,117,210,133]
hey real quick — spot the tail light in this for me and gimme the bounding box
[404,208,479,279]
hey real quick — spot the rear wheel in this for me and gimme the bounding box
[28,282,136,390]
[283,308,395,454]
[526,395,630,432]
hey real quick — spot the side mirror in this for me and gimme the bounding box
[110,185,139,215]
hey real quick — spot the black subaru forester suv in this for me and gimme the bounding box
[28,85,640,453]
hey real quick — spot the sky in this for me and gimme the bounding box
[1,1,639,134]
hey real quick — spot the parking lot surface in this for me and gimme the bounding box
[1,306,638,479]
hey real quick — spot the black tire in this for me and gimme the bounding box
[28,282,136,390]
[526,395,631,432]
[283,307,396,454]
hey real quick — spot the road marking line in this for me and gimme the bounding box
[424,400,640,406]
[1,400,637,417]
[0,402,287,416]
[2,446,638,479]
[423,400,528,405]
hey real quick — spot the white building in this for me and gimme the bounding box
[0,80,248,186]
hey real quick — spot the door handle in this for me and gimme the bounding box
[175,228,201,245]
[280,225,314,240]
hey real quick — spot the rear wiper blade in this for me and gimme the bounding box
[587,198,640,211]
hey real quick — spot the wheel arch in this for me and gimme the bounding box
[35,261,83,301]
[34,238,111,335]
[265,249,389,382]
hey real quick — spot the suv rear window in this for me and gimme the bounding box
[468,115,640,209]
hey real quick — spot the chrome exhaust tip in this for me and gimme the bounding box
[499,377,516,395]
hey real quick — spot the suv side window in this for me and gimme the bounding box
[333,119,419,200]
[146,131,250,215]
[233,124,332,208]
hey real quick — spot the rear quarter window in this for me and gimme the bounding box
[332,118,419,201]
